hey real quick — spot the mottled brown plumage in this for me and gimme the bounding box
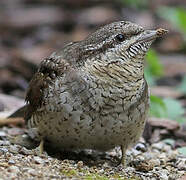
[25,21,167,164]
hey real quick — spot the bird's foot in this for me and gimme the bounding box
[119,145,127,168]
[34,139,45,156]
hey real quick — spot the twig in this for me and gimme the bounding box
[0,117,25,126]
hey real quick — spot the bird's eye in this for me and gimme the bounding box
[116,34,125,42]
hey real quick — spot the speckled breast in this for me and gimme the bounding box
[27,73,149,151]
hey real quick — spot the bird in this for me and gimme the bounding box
[24,21,168,165]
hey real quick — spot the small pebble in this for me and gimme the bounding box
[177,159,186,170]
[99,169,104,173]
[162,144,171,152]
[8,159,16,165]
[143,152,154,159]
[135,155,145,161]
[152,142,164,150]
[151,148,160,153]
[133,159,154,172]
[158,170,169,180]
[159,153,167,159]
[22,167,31,172]
[0,147,9,154]
[149,159,160,167]
[79,172,84,176]
[7,128,25,136]
[135,142,147,152]
[33,156,45,164]
[163,139,175,147]
[9,145,20,154]
[19,147,33,155]
[8,166,20,173]
[177,147,186,156]
[0,140,10,146]
[130,149,141,156]
[0,131,6,137]
[77,161,83,168]
[27,168,38,176]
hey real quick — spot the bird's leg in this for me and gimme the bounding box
[38,139,44,155]
[120,145,127,167]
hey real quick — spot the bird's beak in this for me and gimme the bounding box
[136,28,168,43]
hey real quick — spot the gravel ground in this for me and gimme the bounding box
[0,128,185,180]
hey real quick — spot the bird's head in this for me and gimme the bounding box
[79,21,167,83]
[81,21,167,64]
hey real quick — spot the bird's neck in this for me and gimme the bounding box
[82,57,145,93]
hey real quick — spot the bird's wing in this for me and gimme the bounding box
[24,55,71,121]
